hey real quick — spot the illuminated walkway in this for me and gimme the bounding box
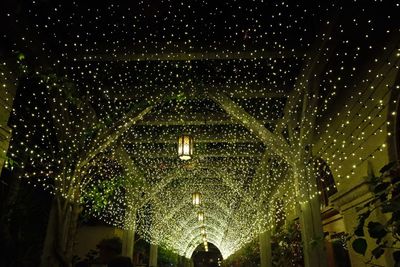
[0,1,399,267]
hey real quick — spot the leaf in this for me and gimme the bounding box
[354,225,364,237]
[374,182,390,193]
[371,245,385,259]
[18,52,25,61]
[352,238,367,255]
[380,161,396,174]
[379,193,388,202]
[359,210,371,220]
[175,91,186,101]
[382,202,400,214]
[368,222,387,239]
[355,211,369,237]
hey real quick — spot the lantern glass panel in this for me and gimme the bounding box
[178,135,193,160]
[198,211,204,222]
[192,192,201,206]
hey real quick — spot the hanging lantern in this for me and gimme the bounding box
[192,192,201,206]
[178,135,194,160]
[198,211,204,222]
[201,227,206,235]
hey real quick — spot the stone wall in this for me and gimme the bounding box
[73,225,124,261]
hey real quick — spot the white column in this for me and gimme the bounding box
[122,198,136,259]
[259,231,272,267]
[149,244,158,267]
[121,227,135,259]
[297,162,327,267]
[184,257,193,267]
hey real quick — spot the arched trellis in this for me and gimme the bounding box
[184,232,226,259]
[142,174,236,225]
[134,197,230,248]
[177,209,257,257]
[149,196,232,233]
[112,90,298,258]
[132,166,257,213]
[148,175,236,212]
[168,212,226,242]
[182,229,224,256]
[146,202,229,245]
[129,165,256,245]
[149,218,226,256]
[179,224,223,250]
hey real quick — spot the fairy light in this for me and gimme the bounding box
[2,0,398,261]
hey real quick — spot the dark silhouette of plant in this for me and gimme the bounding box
[271,221,303,267]
[350,161,400,265]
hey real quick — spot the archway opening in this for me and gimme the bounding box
[192,243,222,267]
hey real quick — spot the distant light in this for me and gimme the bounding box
[198,211,204,222]
[192,192,201,206]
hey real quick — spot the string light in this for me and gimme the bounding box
[2,0,398,260]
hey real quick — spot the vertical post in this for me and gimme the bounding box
[149,243,158,267]
[294,73,327,267]
[181,256,189,267]
[185,257,193,267]
[40,199,58,267]
[122,209,136,259]
[121,228,135,259]
[296,161,327,267]
[259,231,272,267]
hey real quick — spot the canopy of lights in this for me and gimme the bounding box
[1,0,398,259]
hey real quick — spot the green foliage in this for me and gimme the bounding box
[15,51,28,74]
[271,221,303,267]
[222,238,260,267]
[352,238,367,255]
[158,245,179,267]
[81,175,125,214]
[174,91,187,102]
[350,161,400,264]
[17,52,25,61]
[1,155,19,170]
